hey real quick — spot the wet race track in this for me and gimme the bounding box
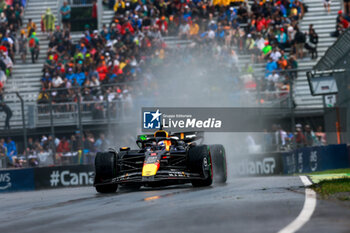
[1,174,350,233]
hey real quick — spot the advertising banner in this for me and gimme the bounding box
[232,152,284,176]
[282,144,350,174]
[0,168,35,193]
[34,165,94,189]
[321,144,349,170]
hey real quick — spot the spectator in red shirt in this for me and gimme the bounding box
[92,0,97,19]
[121,21,134,35]
[340,15,349,28]
[295,124,306,148]
[96,60,108,83]
[156,16,168,35]
[256,16,265,32]
[57,137,70,153]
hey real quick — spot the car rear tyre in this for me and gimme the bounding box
[210,144,227,183]
[94,152,118,193]
[188,145,213,187]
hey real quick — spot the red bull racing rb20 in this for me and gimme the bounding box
[94,130,227,193]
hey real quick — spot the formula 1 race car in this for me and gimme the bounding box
[93,130,227,193]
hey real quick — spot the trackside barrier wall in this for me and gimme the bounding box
[34,165,94,189]
[232,144,349,176]
[283,144,350,174]
[1,144,349,192]
[0,168,35,193]
[0,165,94,193]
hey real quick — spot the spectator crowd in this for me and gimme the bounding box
[32,0,323,110]
[332,0,350,37]
[0,0,25,88]
[0,131,115,168]
[0,0,25,128]
[264,123,326,151]
[333,10,350,38]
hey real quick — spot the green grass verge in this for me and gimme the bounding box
[311,178,350,200]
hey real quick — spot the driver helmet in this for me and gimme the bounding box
[158,140,165,147]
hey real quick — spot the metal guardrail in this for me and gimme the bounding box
[0,156,6,169]
[97,0,102,30]
[314,28,350,71]
[68,0,94,7]
[35,99,129,126]
[57,0,62,28]
[21,150,84,167]
[1,87,291,128]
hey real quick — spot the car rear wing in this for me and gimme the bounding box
[171,131,204,142]
[137,131,204,143]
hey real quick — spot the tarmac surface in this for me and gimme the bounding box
[0,175,350,233]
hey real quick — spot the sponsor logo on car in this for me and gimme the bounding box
[112,175,130,182]
[203,157,208,167]
[168,171,188,177]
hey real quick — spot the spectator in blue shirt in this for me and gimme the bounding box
[94,133,110,152]
[265,58,278,78]
[60,1,71,30]
[209,21,217,31]
[100,24,111,40]
[107,70,117,81]
[6,138,17,162]
[66,68,75,82]
[232,19,240,30]
[183,6,192,21]
[75,72,86,86]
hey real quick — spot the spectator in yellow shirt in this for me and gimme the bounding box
[189,20,199,37]
[26,18,36,37]
[114,0,125,14]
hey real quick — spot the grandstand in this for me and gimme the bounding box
[164,0,340,110]
[0,0,341,134]
[2,0,58,129]
[294,0,339,109]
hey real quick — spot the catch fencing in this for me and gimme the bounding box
[35,99,129,127]
[2,88,291,130]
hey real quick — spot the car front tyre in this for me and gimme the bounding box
[94,152,118,193]
[188,145,213,187]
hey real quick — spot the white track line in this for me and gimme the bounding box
[277,176,317,233]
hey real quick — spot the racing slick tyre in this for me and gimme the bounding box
[210,144,227,183]
[94,152,118,193]
[188,145,213,187]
